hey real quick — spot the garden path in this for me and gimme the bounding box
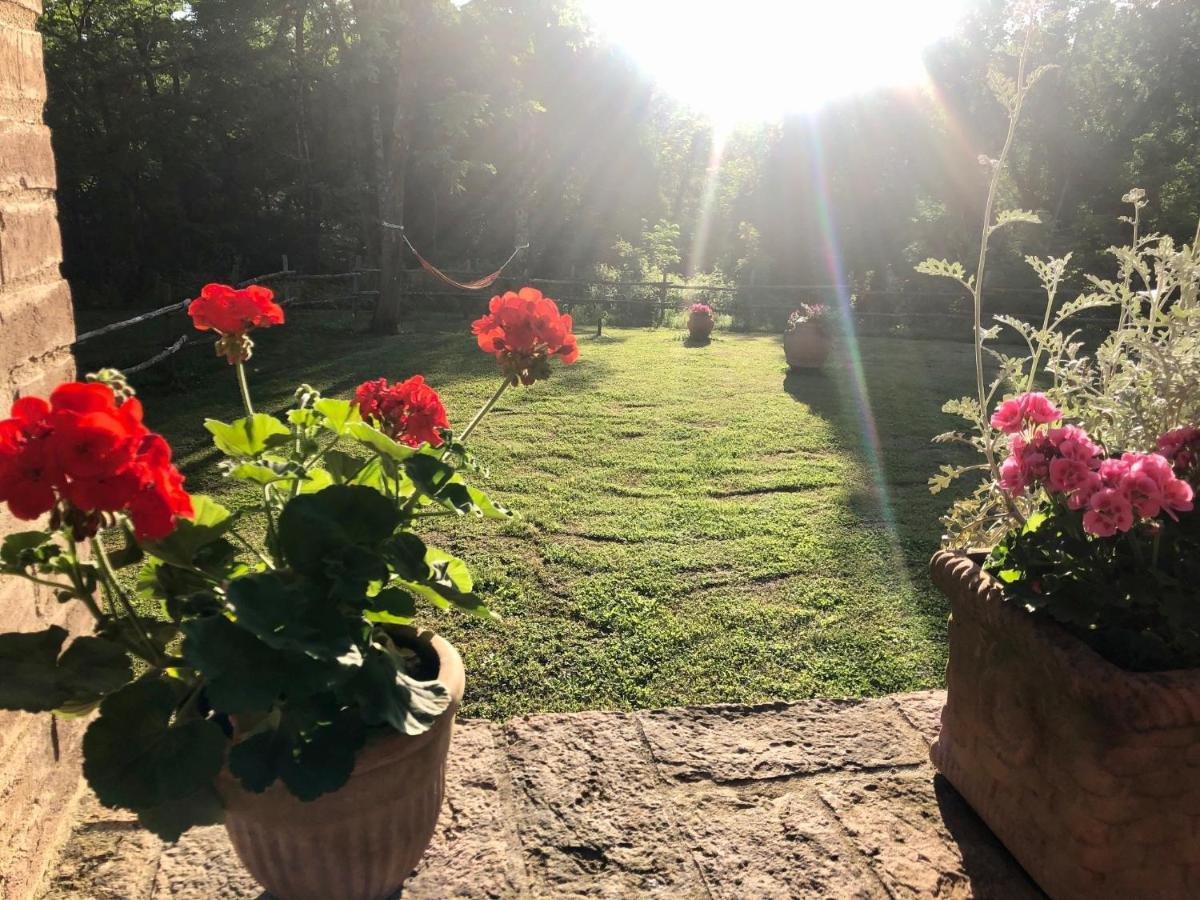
[42,690,1044,898]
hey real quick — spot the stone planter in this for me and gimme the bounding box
[218,632,466,900]
[929,551,1200,900]
[783,324,828,369]
[687,312,713,341]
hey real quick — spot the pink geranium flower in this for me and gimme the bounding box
[1021,392,1063,425]
[1047,457,1095,495]
[990,398,1024,434]
[1083,488,1135,537]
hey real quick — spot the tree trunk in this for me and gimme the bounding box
[372,92,410,333]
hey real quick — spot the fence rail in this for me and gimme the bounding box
[67,258,1120,378]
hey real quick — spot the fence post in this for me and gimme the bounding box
[657,274,669,328]
[162,282,178,383]
[596,302,605,338]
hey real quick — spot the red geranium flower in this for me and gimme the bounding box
[354,376,450,448]
[471,287,579,385]
[188,283,285,364]
[0,382,192,539]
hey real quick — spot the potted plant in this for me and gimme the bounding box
[783,303,830,369]
[919,19,1200,898]
[0,283,578,900]
[686,302,714,341]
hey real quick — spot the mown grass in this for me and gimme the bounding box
[129,321,979,719]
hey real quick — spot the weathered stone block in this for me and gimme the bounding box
[504,711,707,897]
[0,25,45,104]
[0,122,55,193]
[638,697,927,784]
[819,772,1045,899]
[0,200,62,285]
[930,551,1200,900]
[668,785,885,899]
[0,279,74,374]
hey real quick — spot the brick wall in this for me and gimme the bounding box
[0,1,88,897]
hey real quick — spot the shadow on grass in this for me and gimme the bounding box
[781,338,981,649]
[682,334,712,348]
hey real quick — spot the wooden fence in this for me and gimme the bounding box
[70,258,1117,378]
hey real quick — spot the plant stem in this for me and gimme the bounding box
[92,538,163,665]
[973,21,1035,496]
[230,528,275,569]
[235,362,256,418]
[457,378,511,447]
[62,531,105,624]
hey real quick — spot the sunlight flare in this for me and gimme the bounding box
[582,0,968,122]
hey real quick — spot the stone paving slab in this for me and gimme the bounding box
[40,690,1046,899]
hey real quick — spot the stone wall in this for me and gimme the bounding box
[0,1,86,897]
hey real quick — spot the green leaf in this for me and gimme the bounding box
[279,710,366,801]
[296,467,335,495]
[0,532,59,572]
[349,650,450,735]
[182,615,352,714]
[435,480,514,519]
[205,414,291,458]
[991,209,1042,233]
[314,398,361,434]
[364,587,417,625]
[83,679,226,826]
[347,422,417,462]
[915,258,973,288]
[225,573,360,660]
[141,496,234,570]
[55,635,133,705]
[228,727,287,793]
[426,547,473,593]
[277,485,401,578]
[227,461,292,486]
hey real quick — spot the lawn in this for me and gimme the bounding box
[129,321,980,719]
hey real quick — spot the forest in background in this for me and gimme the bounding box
[40,0,1200,326]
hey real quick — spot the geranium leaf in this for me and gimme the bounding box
[277,709,366,802]
[277,485,401,578]
[82,679,226,818]
[0,531,60,572]
[141,495,234,569]
[347,422,417,462]
[182,615,351,714]
[224,573,359,661]
[349,650,450,735]
[364,587,417,625]
[313,398,361,434]
[205,414,291,458]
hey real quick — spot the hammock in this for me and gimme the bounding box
[383,222,528,291]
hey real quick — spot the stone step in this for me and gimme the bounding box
[40,690,1045,899]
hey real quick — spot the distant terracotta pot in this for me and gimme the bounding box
[687,312,713,340]
[218,632,465,900]
[930,551,1200,900]
[783,323,828,369]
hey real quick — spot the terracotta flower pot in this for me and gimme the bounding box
[783,323,828,369]
[218,632,466,900]
[930,551,1200,900]
[687,312,713,340]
